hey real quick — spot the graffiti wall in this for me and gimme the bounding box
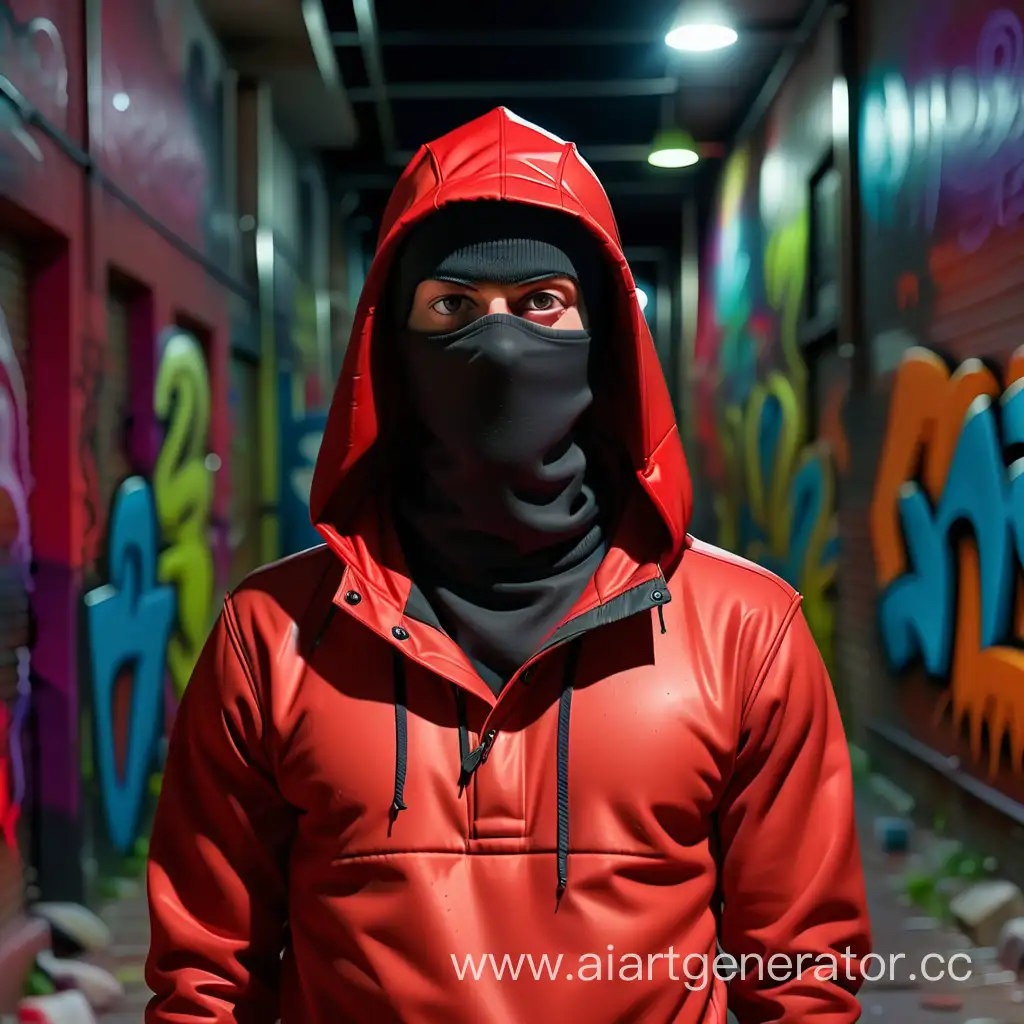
[0,0,81,202]
[98,0,231,262]
[0,0,278,917]
[0,0,89,920]
[859,0,1024,803]
[0,295,33,924]
[692,25,846,677]
[82,328,214,881]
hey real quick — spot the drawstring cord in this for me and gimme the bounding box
[310,598,409,834]
[389,648,408,834]
[556,639,582,904]
[449,641,584,901]
[453,686,471,791]
[380,582,667,896]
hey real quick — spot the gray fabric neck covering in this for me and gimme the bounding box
[391,204,607,694]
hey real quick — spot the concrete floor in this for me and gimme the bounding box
[88,794,1024,1022]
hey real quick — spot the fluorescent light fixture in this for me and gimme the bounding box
[643,128,700,167]
[636,287,649,312]
[665,23,738,52]
[648,147,699,168]
[647,129,700,168]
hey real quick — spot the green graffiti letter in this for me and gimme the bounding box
[153,329,214,699]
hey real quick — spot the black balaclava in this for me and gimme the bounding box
[389,201,609,695]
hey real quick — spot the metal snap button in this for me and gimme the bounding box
[392,626,409,641]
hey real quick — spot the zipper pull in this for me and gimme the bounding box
[460,729,497,782]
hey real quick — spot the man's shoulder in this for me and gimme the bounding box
[226,544,340,643]
[672,535,799,614]
[235,543,336,590]
[669,538,807,698]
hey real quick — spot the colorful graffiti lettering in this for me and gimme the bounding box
[871,346,1024,776]
[0,702,17,852]
[0,304,32,590]
[860,9,1024,251]
[83,477,176,854]
[153,328,213,700]
[764,208,809,392]
[0,7,68,117]
[0,301,33,859]
[0,6,68,168]
[708,175,840,669]
[719,371,839,672]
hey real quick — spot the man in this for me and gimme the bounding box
[146,107,871,1023]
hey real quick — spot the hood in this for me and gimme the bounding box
[310,107,691,573]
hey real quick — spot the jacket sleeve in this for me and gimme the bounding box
[716,596,871,1022]
[145,596,295,1023]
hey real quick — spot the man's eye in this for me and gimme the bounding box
[525,292,559,311]
[432,296,466,315]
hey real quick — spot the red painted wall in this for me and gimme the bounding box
[0,0,89,904]
[0,0,243,902]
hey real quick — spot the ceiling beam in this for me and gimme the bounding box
[331,23,801,48]
[301,0,342,90]
[350,0,396,158]
[346,77,694,102]
[734,0,836,143]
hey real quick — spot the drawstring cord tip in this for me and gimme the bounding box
[657,603,666,634]
[387,796,407,837]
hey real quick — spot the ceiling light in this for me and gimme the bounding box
[649,148,699,168]
[665,22,738,52]
[647,129,700,169]
[636,287,649,312]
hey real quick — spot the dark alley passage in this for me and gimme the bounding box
[1,0,1023,1021]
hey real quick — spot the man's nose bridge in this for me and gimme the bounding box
[486,297,512,315]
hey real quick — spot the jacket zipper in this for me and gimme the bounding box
[461,728,497,777]
[460,574,670,784]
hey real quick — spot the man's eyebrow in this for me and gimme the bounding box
[429,278,479,291]
[511,275,577,289]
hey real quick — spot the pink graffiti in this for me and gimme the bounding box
[0,304,32,587]
[0,700,18,853]
[861,9,1024,251]
[0,7,69,129]
[0,302,32,852]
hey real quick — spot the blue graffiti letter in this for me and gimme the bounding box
[83,477,176,854]
[879,395,1015,673]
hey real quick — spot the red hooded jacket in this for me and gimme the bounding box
[146,108,871,1023]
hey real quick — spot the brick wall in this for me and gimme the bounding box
[853,0,1024,827]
